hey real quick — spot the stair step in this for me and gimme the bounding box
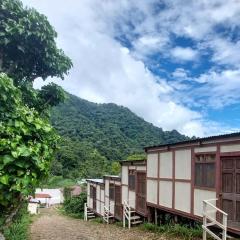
[87,212,94,215]
[131,216,141,220]
[87,215,95,218]
[131,220,143,225]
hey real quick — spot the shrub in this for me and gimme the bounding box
[3,204,31,240]
[141,223,202,240]
[63,192,87,218]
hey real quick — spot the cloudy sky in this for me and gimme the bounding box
[22,0,240,137]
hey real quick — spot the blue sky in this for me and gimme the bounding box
[22,0,240,137]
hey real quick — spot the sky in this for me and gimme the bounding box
[21,0,240,137]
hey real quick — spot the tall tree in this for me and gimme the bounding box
[0,0,72,111]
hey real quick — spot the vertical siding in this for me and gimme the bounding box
[147,153,158,178]
[159,152,173,178]
[159,181,172,208]
[175,149,191,180]
[147,179,158,204]
[194,189,216,216]
[175,182,191,213]
[129,190,136,208]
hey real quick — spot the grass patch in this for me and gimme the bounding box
[3,212,32,240]
[140,223,202,240]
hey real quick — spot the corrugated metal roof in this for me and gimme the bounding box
[144,132,240,151]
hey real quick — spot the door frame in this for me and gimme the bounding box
[135,171,147,216]
[220,156,240,224]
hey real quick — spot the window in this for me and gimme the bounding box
[109,183,115,200]
[195,154,215,188]
[129,170,135,190]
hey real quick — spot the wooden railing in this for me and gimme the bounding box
[123,200,135,229]
[103,204,114,224]
[84,203,88,221]
[202,199,228,240]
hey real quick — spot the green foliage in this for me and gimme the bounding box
[41,176,76,188]
[3,203,31,240]
[53,137,110,179]
[63,192,87,218]
[50,94,189,178]
[0,73,59,210]
[141,223,202,240]
[127,153,146,161]
[110,161,121,175]
[0,0,72,83]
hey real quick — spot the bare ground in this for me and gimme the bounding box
[30,208,171,240]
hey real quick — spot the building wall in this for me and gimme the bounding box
[159,181,172,208]
[147,153,158,178]
[194,189,216,217]
[175,149,191,180]
[220,143,240,152]
[147,179,158,204]
[122,166,128,185]
[159,152,172,178]
[175,182,191,213]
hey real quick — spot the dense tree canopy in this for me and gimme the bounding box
[50,94,189,179]
[0,0,72,83]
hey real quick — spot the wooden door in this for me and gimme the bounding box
[114,185,122,220]
[221,157,240,227]
[93,187,96,210]
[136,172,146,215]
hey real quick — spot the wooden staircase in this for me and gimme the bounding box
[123,200,143,229]
[103,205,114,224]
[84,203,96,221]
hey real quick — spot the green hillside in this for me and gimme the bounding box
[50,93,189,178]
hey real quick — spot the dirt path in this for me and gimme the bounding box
[30,208,168,240]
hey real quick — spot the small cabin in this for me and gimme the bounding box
[120,160,147,217]
[103,175,121,220]
[86,179,104,216]
[85,133,240,236]
[145,132,240,235]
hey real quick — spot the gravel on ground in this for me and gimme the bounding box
[30,208,171,240]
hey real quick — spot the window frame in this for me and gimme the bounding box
[194,153,216,189]
[128,170,136,191]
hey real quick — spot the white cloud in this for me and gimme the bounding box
[196,69,240,108]
[171,47,198,61]
[22,0,240,137]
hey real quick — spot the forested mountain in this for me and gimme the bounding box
[50,93,189,178]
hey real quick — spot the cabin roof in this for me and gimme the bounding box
[103,175,121,181]
[144,132,240,151]
[35,193,51,198]
[86,179,104,184]
[120,159,146,166]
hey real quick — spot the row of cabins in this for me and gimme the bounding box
[86,133,240,236]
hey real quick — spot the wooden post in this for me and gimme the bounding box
[202,201,207,240]
[128,206,131,229]
[154,208,158,225]
[123,202,126,228]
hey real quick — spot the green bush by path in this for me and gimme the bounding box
[141,222,202,240]
[3,205,32,240]
[63,192,87,219]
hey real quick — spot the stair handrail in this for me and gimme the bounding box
[123,199,134,229]
[103,203,114,224]
[84,203,88,221]
[202,199,228,240]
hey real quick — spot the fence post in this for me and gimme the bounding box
[222,214,227,240]
[123,202,125,228]
[203,201,207,240]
